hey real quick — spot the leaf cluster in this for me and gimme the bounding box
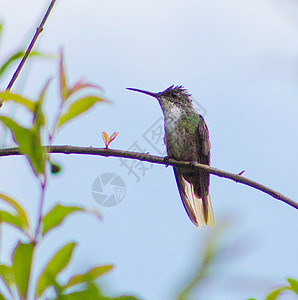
[0,195,125,299]
[0,24,135,299]
[248,278,298,300]
[0,49,106,177]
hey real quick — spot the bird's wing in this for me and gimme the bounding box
[195,116,214,227]
[196,115,210,165]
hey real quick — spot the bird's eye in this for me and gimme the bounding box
[171,92,178,98]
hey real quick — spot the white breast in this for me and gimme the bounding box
[164,104,182,133]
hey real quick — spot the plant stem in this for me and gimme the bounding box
[34,175,47,241]
[5,0,57,93]
[49,102,64,143]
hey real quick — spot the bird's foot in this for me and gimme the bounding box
[189,160,198,169]
[163,156,171,167]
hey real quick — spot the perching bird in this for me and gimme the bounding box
[127,86,214,229]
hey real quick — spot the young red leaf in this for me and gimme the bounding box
[110,132,119,142]
[102,131,109,148]
[59,49,68,101]
[68,80,104,98]
[102,131,119,148]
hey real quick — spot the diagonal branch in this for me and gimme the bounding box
[0,145,297,210]
[4,0,57,93]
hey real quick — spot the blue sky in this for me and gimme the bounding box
[1,1,298,299]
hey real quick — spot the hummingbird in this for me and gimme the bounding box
[127,85,214,229]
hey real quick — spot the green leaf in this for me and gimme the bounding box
[0,51,26,79]
[59,50,68,101]
[64,265,113,289]
[0,293,6,300]
[0,22,3,41]
[12,242,34,299]
[0,117,46,175]
[30,126,45,175]
[60,281,138,300]
[32,79,51,129]
[36,242,76,297]
[111,296,139,300]
[0,193,29,231]
[0,264,14,291]
[42,204,84,236]
[57,95,105,129]
[265,287,289,300]
[60,282,103,300]
[0,211,25,232]
[0,91,35,112]
[287,278,298,294]
[50,278,64,299]
[0,89,46,126]
[0,50,51,80]
[28,79,50,175]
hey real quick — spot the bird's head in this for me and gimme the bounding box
[127,85,193,110]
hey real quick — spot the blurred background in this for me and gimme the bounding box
[0,0,297,299]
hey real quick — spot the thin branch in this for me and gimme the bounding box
[5,0,56,92]
[34,176,47,241]
[0,145,297,210]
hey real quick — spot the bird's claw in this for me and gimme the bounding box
[189,161,198,169]
[163,156,170,167]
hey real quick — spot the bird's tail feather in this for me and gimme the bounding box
[204,193,215,227]
[174,169,215,229]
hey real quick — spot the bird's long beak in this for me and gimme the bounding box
[127,87,158,98]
